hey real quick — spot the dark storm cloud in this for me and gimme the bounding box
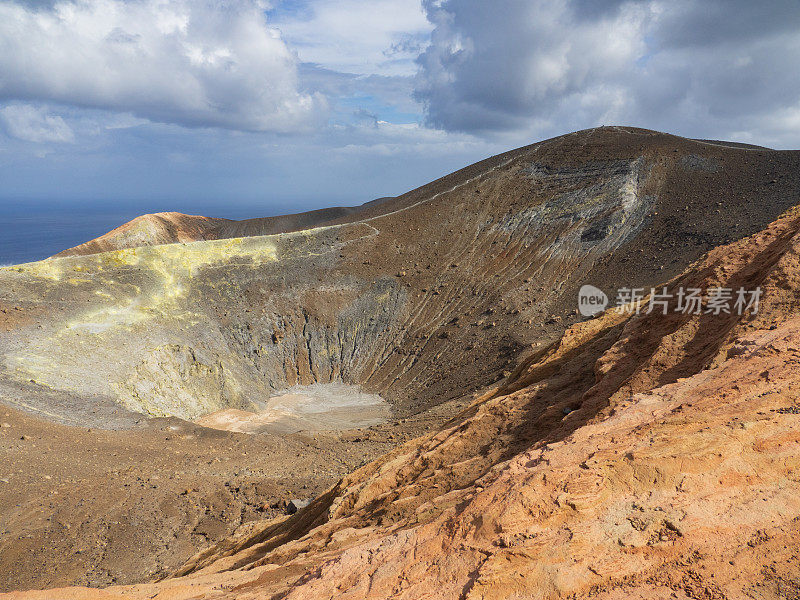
[651,0,800,48]
[414,0,800,146]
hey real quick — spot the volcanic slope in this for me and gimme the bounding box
[4,135,800,599]
[2,126,799,425]
[2,126,800,592]
[162,192,800,600]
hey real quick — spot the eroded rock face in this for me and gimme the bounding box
[115,344,246,420]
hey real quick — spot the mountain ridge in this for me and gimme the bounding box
[53,126,784,261]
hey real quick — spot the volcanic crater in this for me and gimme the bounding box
[2,126,800,593]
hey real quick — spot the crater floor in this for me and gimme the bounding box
[195,383,390,434]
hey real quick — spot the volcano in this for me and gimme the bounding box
[1,126,800,597]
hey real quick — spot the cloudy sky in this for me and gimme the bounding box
[1,0,800,213]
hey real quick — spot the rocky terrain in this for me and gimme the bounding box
[1,126,799,597]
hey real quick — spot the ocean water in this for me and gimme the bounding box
[0,200,318,266]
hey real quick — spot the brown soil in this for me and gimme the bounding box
[0,394,465,591]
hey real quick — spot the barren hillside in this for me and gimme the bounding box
[1,126,799,595]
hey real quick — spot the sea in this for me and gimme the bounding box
[0,199,321,266]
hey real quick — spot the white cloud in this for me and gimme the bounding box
[0,104,75,142]
[414,0,800,147]
[0,0,327,132]
[272,0,433,76]
[415,0,651,134]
